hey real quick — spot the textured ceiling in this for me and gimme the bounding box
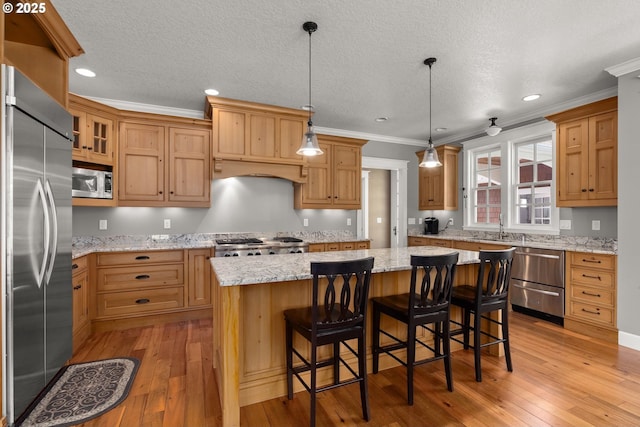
[52,0,640,146]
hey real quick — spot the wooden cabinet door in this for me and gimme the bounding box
[119,123,165,201]
[419,166,443,209]
[188,249,212,307]
[249,114,276,158]
[588,112,617,201]
[168,127,211,203]
[333,143,361,208]
[70,109,87,160]
[278,117,304,161]
[214,109,246,157]
[300,142,332,206]
[86,114,114,165]
[557,119,589,203]
[72,270,89,335]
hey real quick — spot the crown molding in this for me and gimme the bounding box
[314,126,426,147]
[605,57,640,77]
[86,96,205,119]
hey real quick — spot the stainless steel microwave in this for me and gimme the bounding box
[72,167,113,199]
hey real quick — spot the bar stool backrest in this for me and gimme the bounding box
[409,253,459,316]
[476,248,516,305]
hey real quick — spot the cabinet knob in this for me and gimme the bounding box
[159,191,163,195]
[170,191,174,194]
[581,189,587,192]
[72,264,78,269]
[589,188,594,192]
[73,285,82,290]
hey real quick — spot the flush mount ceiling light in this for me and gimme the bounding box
[205,88,219,96]
[374,117,388,122]
[522,94,541,102]
[485,117,502,136]
[419,57,442,168]
[296,21,323,157]
[75,68,96,78]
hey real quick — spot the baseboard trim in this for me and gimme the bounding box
[619,331,640,351]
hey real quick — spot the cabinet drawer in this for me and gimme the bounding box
[97,287,185,318]
[568,301,614,327]
[570,267,614,288]
[97,264,184,292]
[307,243,325,253]
[570,284,614,306]
[427,239,452,248]
[96,250,184,266]
[340,242,355,250]
[356,241,370,249]
[326,243,340,251]
[72,256,88,274]
[569,252,615,270]
[408,237,427,246]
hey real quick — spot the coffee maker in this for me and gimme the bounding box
[424,217,439,235]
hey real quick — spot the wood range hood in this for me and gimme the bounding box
[206,96,312,184]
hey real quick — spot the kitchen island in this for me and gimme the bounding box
[210,246,487,427]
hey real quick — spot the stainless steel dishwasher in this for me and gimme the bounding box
[510,246,565,325]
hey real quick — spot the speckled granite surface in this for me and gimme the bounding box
[71,231,368,259]
[210,246,478,286]
[407,229,617,255]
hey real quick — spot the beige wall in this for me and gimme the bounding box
[366,169,390,248]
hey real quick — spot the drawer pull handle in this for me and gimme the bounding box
[581,308,600,315]
[72,263,79,269]
[581,274,601,280]
[581,258,602,264]
[135,274,150,280]
[73,285,82,290]
[135,255,150,260]
[581,291,601,297]
[135,298,150,304]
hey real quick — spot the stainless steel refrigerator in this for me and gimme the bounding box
[1,65,73,424]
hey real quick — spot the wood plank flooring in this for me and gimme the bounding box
[69,312,640,427]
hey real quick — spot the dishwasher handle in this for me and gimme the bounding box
[512,283,561,297]
[514,251,561,260]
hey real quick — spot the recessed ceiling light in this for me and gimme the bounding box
[205,88,219,96]
[522,94,541,102]
[75,68,96,78]
[435,127,447,132]
[374,117,388,122]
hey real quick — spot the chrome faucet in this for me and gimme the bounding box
[498,214,506,240]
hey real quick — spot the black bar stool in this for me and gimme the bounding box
[371,252,459,405]
[450,247,516,382]
[284,257,375,427]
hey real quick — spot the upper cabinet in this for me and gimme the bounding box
[546,97,617,207]
[206,96,309,182]
[118,113,211,207]
[69,95,117,166]
[294,135,366,209]
[416,145,460,210]
[1,0,84,107]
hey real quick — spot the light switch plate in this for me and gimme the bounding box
[559,220,572,230]
[346,218,351,226]
[376,217,382,224]
[303,218,309,227]
[408,218,416,225]
[99,219,107,230]
[164,219,171,229]
[592,220,600,231]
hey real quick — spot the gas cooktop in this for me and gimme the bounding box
[215,238,264,245]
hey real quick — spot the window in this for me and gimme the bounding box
[515,138,553,226]
[463,121,558,233]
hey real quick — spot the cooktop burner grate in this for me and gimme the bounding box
[270,237,304,243]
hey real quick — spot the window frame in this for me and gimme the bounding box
[462,121,559,235]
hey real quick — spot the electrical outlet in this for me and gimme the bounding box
[164,219,171,229]
[418,218,423,224]
[559,220,572,230]
[592,220,600,231]
[99,219,107,230]
[347,218,352,226]
[303,218,309,227]
[376,217,382,224]
[448,218,454,226]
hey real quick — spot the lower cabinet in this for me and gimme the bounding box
[71,256,90,353]
[92,249,213,331]
[308,241,370,252]
[408,236,452,248]
[565,251,617,342]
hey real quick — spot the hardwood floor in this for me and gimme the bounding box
[70,312,640,427]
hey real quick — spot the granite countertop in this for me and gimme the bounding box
[210,246,479,286]
[407,230,617,255]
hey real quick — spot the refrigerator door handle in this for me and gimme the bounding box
[44,179,58,285]
[34,178,50,288]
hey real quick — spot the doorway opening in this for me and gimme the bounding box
[358,157,409,248]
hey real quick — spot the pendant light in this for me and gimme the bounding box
[485,117,502,136]
[419,57,442,168]
[296,21,323,156]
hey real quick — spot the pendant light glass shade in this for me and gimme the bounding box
[419,57,442,168]
[297,21,323,156]
[297,122,322,156]
[485,117,502,136]
[419,139,442,167]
